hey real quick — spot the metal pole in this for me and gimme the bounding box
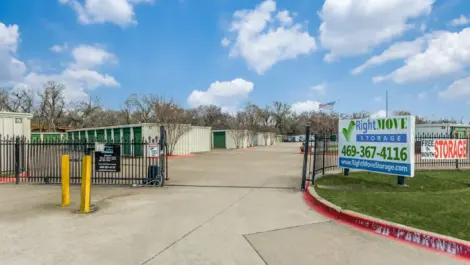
[15,137,20,185]
[386,90,388,118]
[301,125,311,191]
[311,134,317,184]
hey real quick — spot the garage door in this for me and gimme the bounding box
[213,132,226,149]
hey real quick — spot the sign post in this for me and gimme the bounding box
[338,116,415,178]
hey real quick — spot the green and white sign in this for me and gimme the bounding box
[338,116,415,177]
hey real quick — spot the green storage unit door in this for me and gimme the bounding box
[31,134,41,143]
[113,128,121,143]
[96,129,105,142]
[80,131,86,142]
[73,131,80,142]
[213,132,226,149]
[43,134,61,142]
[133,127,143,156]
[123,128,131,156]
[106,129,112,142]
[87,130,96,143]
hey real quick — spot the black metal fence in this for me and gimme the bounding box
[300,128,470,190]
[0,136,168,186]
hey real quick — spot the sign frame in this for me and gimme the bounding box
[338,116,415,177]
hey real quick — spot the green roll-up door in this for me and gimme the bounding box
[123,128,131,156]
[73,131,80,142]
[96,129,105,142]
[113,129,121,143]
[213,132,226,149]
[133,127,143,156]
[44,134,61,142]
[106,129,112,142]
[31,134,41,143]
[87,130,96,143]
[80,131,86,142]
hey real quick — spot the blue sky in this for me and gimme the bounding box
[1,0,470,120]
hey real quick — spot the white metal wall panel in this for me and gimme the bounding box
[225,130,236,149]
[189,126,211,153]
[257,133,266,146]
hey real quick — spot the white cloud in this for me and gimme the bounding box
[319,0,434,62]
[374,28,470,84]
[187,78,254,111]
[15,44,119,102]
[439,77,470,99]
[371,110,387,118]
[0,22,26,87]
[276,10,292,25]
[451,15,470,26]
[50,43,68,53]
[221,37,231,47]
[311,82,326,95]
[352,37,426,75]
[224,0,316,74]
[59,0,152,27]
[70,45,116,69]
[373,96,381,102]
[291,100,320,114]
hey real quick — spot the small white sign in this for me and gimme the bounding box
[147,143,159,157]
[95,143,105,152]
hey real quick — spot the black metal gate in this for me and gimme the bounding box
[301,126,340,190]
[0,129,168,186]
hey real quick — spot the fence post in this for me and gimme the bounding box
[322,136,326,176]
[301,125,310,191]
[311,134,318,185]
[15,137,20,185]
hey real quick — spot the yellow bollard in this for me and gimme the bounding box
[80,155,92,213]
[61,155,70,207]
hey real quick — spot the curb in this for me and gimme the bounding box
[303,186,470,261]
[0,171,29,184]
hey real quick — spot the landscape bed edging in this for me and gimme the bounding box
[304,186,470,261]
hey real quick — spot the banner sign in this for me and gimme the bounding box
[338,116,415,177]
[421,139,467,159]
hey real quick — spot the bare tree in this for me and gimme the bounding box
[146,95,192,155]
[36,81,65,132]
[272,101,291,133]
[227,115,248,148]
[0,88,35,113]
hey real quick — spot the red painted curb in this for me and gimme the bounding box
[0,172,29,184]
[303,189,470,261]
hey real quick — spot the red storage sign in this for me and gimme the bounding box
[421,139,468,159]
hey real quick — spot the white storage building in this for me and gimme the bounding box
[416,124,470,138]
[66,123,212,156]
[0,112,33,174]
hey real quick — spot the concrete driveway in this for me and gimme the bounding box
[0,143,465,265]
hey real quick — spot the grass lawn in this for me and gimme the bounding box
[315,170,470,241]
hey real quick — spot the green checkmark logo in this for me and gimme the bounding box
[342,121,355,142]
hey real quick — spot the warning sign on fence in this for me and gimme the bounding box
[421,139,468,159]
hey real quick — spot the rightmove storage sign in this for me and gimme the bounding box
[338,116,415,177]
